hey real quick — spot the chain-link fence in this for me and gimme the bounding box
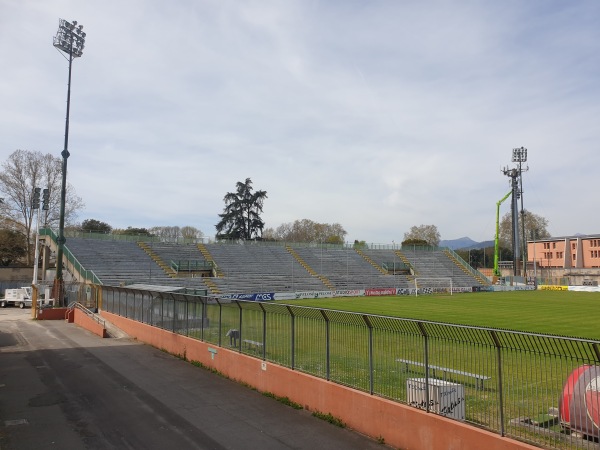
[101,285,600,450]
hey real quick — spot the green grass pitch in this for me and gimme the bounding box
[278,290,600,340]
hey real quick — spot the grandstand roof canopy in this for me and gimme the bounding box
[123,284,185,292]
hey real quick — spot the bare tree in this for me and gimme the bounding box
[148,225,204,242]
[403,224,441,247]
[266,219,347,244]
[181,226,203,241]
[0,150,84,264]
[149,226,181,242]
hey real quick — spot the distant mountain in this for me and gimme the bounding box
[440,237,494,250]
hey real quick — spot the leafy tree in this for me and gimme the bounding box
[113,227,153,236]
[401,238,430,247]
[81,219,112,234]
[0,150,84,264]
[264,219,347,244]
[403,224,441,247]
[353,240,368,249]
[499,210,550,248]
[0,228,27,266]
[216,178,267,240]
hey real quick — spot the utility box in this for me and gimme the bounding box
[407,378,465,421]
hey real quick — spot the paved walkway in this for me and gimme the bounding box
[0,308,388,449]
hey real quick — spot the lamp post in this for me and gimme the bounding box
[512,147,528,278]
[531,229,538,284]
[53,19,86,306]
[502,166,520,277]
[32,188,41,285]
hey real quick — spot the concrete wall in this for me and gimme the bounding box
[0,267,32,281]
[100,311,538,450]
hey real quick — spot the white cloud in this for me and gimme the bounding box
[1,0,599,243]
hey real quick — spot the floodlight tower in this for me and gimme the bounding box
[512,147,528,278]
[502,166,520,276]
[53,19,86,305]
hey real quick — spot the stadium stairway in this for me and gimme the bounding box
[197,244,223,277]
[443,249,490,286]
[286,246,335,290]
[396,250,416,281]
[202,278,221,295]
[137,242,178,278]
[355,249,387,275]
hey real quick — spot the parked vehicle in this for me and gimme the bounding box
[0,287,54,308]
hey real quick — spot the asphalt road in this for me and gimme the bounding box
[0,308,388,450]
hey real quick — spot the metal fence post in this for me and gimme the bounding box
[237,301,243,353]
[260,303,267,361]
[362,315,374,395]
[160,295,164,330]
[593,343,600,363]
[170,294,176,333]
[490,330,505,436]
[185,297,189,337]
[320,309,330,380]
[217,298,223,347]
[287,306,295,370]
[200,298,205,341]
[417,322,430,412]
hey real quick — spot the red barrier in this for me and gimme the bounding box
[36,307,69,320]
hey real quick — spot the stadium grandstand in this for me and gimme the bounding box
[40,230,490,296]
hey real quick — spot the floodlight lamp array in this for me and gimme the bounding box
[512,146,527,163]
[53,19,86,57]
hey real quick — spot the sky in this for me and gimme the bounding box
[1,1,599,245]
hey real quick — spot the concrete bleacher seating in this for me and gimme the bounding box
[143,242,208,272]
[203,243,327,294]
[63,237,486,294]
[65,238,178,286]
[293,246,411,290]
[399,249,485,287]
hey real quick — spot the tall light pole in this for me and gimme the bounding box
[502,166,520,277]
[53,19,86,305]
[512,147,528,278]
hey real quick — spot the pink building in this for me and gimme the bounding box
[528,235,600,269]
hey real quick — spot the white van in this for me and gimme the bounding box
[0,287,54,308]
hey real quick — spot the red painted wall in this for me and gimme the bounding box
[73,308,107,338]
[101,311,539,450]
[36,307,69,320]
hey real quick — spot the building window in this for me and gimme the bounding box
[572,243,576,250]
[553,242,556,249]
